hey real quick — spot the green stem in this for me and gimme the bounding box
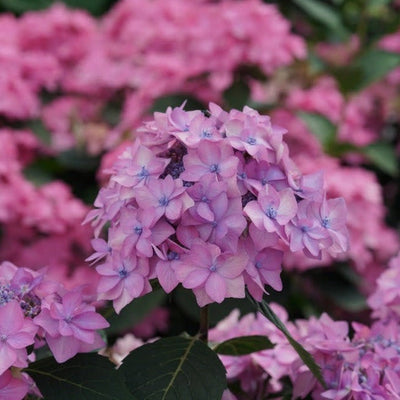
[199,305,209,344]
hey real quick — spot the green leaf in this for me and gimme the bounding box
[0,0,116,15]
[119,336,227,400]
[27,119,52,146]
[362,141,399,176]
[106,290,166,335]
[57,149,100,171]
[246,292,326,388]
[223,80,250,110]
[297,112,337,151]
[292,0,348,38]
[0,0,51,12]
[353,49,400,91]
[214,335,274,356]
[25,353,136,400]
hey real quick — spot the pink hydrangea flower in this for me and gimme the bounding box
[174,240,248,306]
[34,289,109,362]
[96,252,151,313]
[0,301,37,375]
[87,103,348,310]
[0,370,29,400]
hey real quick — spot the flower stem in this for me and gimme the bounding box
[199,304,209,344]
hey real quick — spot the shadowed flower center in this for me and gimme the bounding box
[167,251,180,261]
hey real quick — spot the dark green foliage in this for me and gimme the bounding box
[25,353,136,400]
[214,335,274,356]
[119,336,227,400]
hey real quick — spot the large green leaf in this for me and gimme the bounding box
[292,0,348,38]
[362,141,399,176]
[0,0,116,15]
[119,336,227,400]
[214,335,274,356]
[354,49,400,91]
[223,80,250,110]
[25,353,136,400]
[336,50,400,93]
[297,112,337,151]
[246,292,326,388]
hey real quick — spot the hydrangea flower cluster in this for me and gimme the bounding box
[0,261,109,400]
[87,104,349,311]
[0,0,305,154]
[206,251,400,399]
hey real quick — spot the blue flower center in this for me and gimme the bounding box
[159,195,170,207]
[118,268,128,278]
[209,264,217,272]
[247,137,257,145]
[137,166,150,179]
[167,251,180,261]
[134,226,143,235]
[210,164,220,173]
[201,130,212,138]
[321,217,330,229]
[265,206,277,219]
[255,261,262,269]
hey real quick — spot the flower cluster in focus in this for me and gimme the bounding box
[87,104,349,311]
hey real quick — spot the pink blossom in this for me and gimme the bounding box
[175,240,248,306]
[0,301,37,375]
[96,252,151,313]
[286,200,333,258]
[180,141,238,182]
[135,175,194,224]
[111,141,170,188]
[241,238,283,301]
[0,370,29,400]
[34,289,109,362]
[244,185,297,235]
[152,240,187,294]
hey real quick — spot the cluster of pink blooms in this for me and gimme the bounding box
[268,81,399,285]
[0,0,305,154]
[205,251,400,400]
[87,103,349,311]
[0,261,109,400]
[0,128,99,296]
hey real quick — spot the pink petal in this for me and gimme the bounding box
[244,201,264,230]
[46,335,80,363]
[0,344,18,375]
[7,332,35,349]
[182,269,210,289]
[0,302,24,335]
[205,273,226,303]
[218,253,248,279]
[72,312,109,330]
